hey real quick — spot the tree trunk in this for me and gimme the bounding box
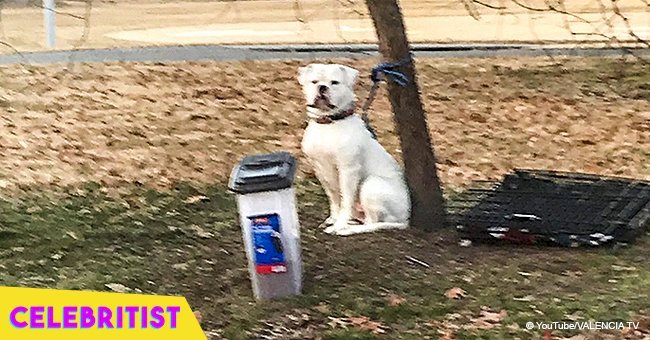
[365,0,447,230]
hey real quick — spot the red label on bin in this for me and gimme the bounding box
[256,264,288,274]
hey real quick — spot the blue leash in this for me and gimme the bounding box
[361,56,412,139]
[370,56,412,86]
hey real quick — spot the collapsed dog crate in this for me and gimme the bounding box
[449,169,650,247]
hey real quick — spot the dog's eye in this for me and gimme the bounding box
[311,80,318,84]
[331,80,340,85]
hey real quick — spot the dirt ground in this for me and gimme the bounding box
[0,56,648,194]
[0,0,648,51]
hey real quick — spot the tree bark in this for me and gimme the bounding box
[365,0,447,230]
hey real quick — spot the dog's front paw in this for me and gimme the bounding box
[333,227,357,236]
[324,219,349,234]
[326,220,348,233]
[318,216,336,229]
[323,224,340,234]
[324,215,336,226]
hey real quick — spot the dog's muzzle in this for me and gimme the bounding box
[308,95,336,110]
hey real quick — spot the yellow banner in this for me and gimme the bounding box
[0,286,205,340]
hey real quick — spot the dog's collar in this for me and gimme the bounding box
[311,106,355,124]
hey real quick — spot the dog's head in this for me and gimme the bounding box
[298,63,359,116]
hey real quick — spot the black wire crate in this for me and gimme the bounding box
[448,169,650,247]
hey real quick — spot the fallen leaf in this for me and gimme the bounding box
[611,265,636,271]
[459,239,472,247]
[633,316,650,332]
[620,326,641,337]
[445,287,467,300]
[313,303,330,314]
[327,317,349,329]
[190,225,214,238]
[426,319,460,339]
[328,316,388,334]
[479,309,507,323]
[105,283,131,293]
[467,309,507,330]
[445,313,463,321]
[348,316,370,325]
[507,323,520,332]
[387,293,406,306]
[513,295,535,302]
[440,330,455,340]
[471,319,497,330]
[193,311,203,323]
[172,263,189,270]
[563,312,583,322]
[354,318,387,334]
[562,335,587,340]
[364,322,387,334]
[185,195,209,204]
[543,330,553,340]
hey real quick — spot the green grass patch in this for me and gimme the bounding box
[0,181,648,338]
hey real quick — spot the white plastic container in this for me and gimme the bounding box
[228,152,302,300]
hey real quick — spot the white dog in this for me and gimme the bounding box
[298,63,411,236]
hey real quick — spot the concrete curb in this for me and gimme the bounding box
[0,43,648,65]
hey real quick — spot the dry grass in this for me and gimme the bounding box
[0,56,648,194]
[0,57,648,339]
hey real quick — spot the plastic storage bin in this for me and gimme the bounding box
[228,152,302,300]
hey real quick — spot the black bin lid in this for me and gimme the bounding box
[228,152,297,194]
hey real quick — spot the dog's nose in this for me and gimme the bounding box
[318,85,328,94]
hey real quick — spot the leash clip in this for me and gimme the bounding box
[370,56,412,87]
[360,55,413,140]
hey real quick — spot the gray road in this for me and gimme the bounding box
[0,43,648,64]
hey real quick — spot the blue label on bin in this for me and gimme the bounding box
[249,214,287,274]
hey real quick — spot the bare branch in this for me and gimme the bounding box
[55,0,93,74]
[509,0,547,12]
[0,39,19,54]
[554,0,573,35]
[571,31,619,40]
[596,0,611,24]
[547,5,593,24]
[493,0,505,37]
[523,6,562,63]
[212,0,242,22]
[462,0,481,20]
[0,1,26,63]
[609,0,650,47]
[570,32,649,63]
[332,0,347,41]
[31,3,86,21]
[509,0,593,24]
[0,0,5,39]
[471,0,506,10]
[338,0,366,17]
[0,39,29,65]
[293,0,307,24]
[466,0,648,60]
[71,0,92,49]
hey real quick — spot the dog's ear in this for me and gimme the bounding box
[339,65,359,88]
[298,64,314,86]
